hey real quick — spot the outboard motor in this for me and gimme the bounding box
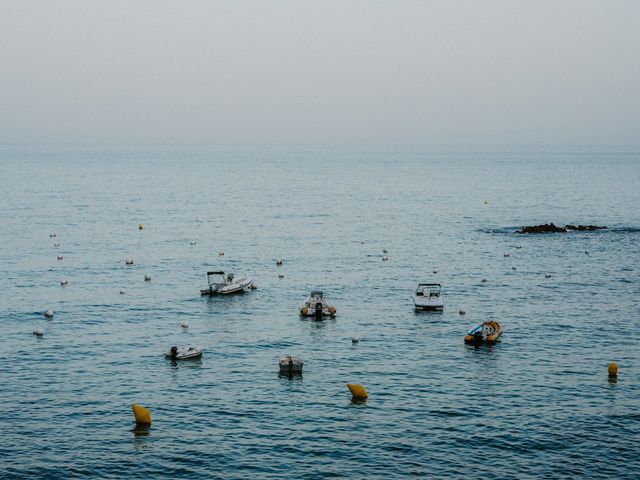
[315,302,323,320]
[473,331,484,348]
[170,346,178,359]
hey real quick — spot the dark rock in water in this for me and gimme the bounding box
[565,225,607,231]
[516,223,566,234]
[516,223,606,234]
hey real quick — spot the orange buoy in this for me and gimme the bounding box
[328,306,337,315]
[347,384,368,400]
[608,363,618,378]
[131,404,152,424]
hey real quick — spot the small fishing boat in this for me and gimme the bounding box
[414,283,443,311]
[299,291,337,318]
[279,355,303,375]
[464,321,503,346]
[200,271,254,295]
[165,345,203,360]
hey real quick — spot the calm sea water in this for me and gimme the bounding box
[1,146,639,479]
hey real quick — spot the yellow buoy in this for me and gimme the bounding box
[608,363,618,378]
[301,307,309,316]
[347,383,368,400]
[131,403,152,424]
[138,224,144,230]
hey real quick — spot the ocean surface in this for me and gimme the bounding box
[0,145,639,479]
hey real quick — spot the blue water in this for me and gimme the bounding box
[1,146,639,479]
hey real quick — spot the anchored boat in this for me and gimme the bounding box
[165,345,203,360]
[200,271,254,295]
[464,321,503,346]
[299,291,337,319]
[279,355,303,375]
[414,283,443,311]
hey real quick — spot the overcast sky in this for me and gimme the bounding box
[1,0,638,145]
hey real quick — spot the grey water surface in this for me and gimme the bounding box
[0,146,639,479]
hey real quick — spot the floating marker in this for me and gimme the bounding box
[138,224,144,230]
[54,243,60,247]
[382,249,388,254]
[190,241,197,245]
[278,274,284,279]
[545,273,552,279]
[49,233,56,238]
[44,309,54,318]
[120,289,126,294]
[433,269,438,274]
[351,336,360,344]
[57,255,63,260]
[126,259,134,265]
[180,321,189,329]
[459,309,466,315]
[218,251,224,256]
[481,278,487,283]
[33,328,44,337]
[347,384,368,400]
[382,256,389,261]
[60,280,68,286]
[131,404,152,425]
[276,259,283,266]
[504,252,510,257]
[144,274,151,281]
[608,363,618,378]
[512,266,517,271]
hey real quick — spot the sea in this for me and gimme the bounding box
[0,145,639,479]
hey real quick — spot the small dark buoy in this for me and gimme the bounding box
[144,274,151,281]
[351,336,360,344]
[433,269,438,274]
[512,266,516,271]
[481,278,487,283]
[382,256,389,261]
[382,249,388,254]
[60,280,68,286]
[57,255,63,260]
[190,241,197,245]
[49,233,56,238]
[276,259,283,266]
[125,259,134,265]
[218,251,224,256]
[459,309,466,315]
[278,274,284,279]
[545,273,552,279]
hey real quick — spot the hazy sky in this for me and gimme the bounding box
[1,0,638,145]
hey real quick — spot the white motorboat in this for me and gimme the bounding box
[200,271,254,295]
[165,345,203,360]
[414,283,444,311]
[299,290,337,318]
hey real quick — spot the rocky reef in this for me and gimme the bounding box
[516,223,607,234]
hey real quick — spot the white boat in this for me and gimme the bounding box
[165,345,203,360]
[414,283,443,311]
[299,291,337,318]
[200,271,254,295]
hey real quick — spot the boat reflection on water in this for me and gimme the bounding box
[131,424,151,437]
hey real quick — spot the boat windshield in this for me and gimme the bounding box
[310,291,324,298]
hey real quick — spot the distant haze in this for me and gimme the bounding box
[1,0,638,146]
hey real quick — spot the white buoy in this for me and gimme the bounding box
[120,288,126,294]
[144,274,151,281]
[180,321,189,329]
[516,244,522,249]
[250,281,257,289]
[504,252,510,257]
[545,273,552,279]
[54,243,60,247]
[433,269,438,274]
[33,328,44,337]
[57,255,63,260]
[190,241,197,245]
[49,233,56,238]
[352,336,360,344]
[218,251,224,256]
[276,259,283,266]
[382,256,389,261]
[126,259,134,265]
[44,309,54,318]
[60,280,68,286]
[459,309,466,315]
